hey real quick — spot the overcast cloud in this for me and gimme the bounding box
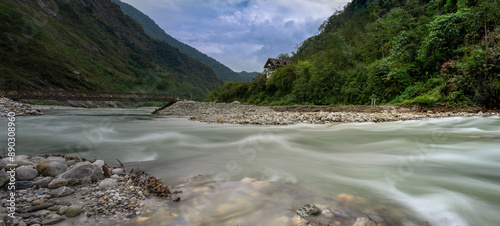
[120,0,350,72]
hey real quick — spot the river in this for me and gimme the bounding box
[1,109,499,225]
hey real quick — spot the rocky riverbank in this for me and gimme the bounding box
[0,98,42,117]
[1,155,426,226]
[0,155,178,226]
[154,101,497,125]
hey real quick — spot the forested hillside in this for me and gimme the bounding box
[0,0,222,100]
[207,0,500,108]
[111,0,255,82]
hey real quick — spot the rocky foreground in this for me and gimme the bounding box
[154,101,497,125]
[0,155,421,226]
[0,98,42,117]
[0,155,177,226]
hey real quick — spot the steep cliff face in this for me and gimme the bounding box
[0,0,222,99]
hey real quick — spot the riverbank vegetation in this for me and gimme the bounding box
[206,0,500,109]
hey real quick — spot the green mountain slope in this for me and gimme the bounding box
[207,0,500,108]
[0,0,222,99]
[111,0,255,82]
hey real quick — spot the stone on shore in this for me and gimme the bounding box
[296,204,321,218]
[65,205,82,218]
[16,165,39,181]
[56,161,103,185]
[36,158,68,176]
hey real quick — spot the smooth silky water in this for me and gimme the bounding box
[1,109,499,225]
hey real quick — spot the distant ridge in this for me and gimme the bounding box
[111,0,257,82]
[0,0,222,100]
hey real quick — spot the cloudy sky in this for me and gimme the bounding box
[120,0,350,72]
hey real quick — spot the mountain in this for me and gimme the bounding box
[238,71,259,81]
[206,0,500,108]
[0,0,222,100]
[111,0,252,82]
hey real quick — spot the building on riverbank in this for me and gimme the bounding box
[263,58,293,78]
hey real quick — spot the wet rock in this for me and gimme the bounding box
[56,161,103,185]
[352,217,377,226]
[36,158,68,176]
[296,204,321,218]
[65,205,81,218]
[16,165,38,181]
[337,193,354,203]
[48,178,67,189]
[98,178,118,189]
[50,186,74,197]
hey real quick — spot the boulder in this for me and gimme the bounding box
[36,158,68,177]
[55,161,103,185]
[65,205,81,218]
[15,165,38,181]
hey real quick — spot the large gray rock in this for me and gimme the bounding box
[55,161,103,185]
[36,158,68,177]
[15,165,38,181]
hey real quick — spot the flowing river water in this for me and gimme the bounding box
[1,109,499,225]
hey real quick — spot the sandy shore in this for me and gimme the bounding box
[154,101,497,125]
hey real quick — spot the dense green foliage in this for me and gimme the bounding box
[111,0,256,82]
[0,0,222,100]
[207,0,500,108]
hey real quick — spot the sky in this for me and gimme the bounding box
[120,0,350,72]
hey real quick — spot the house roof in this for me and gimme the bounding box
[264,58,293,68]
